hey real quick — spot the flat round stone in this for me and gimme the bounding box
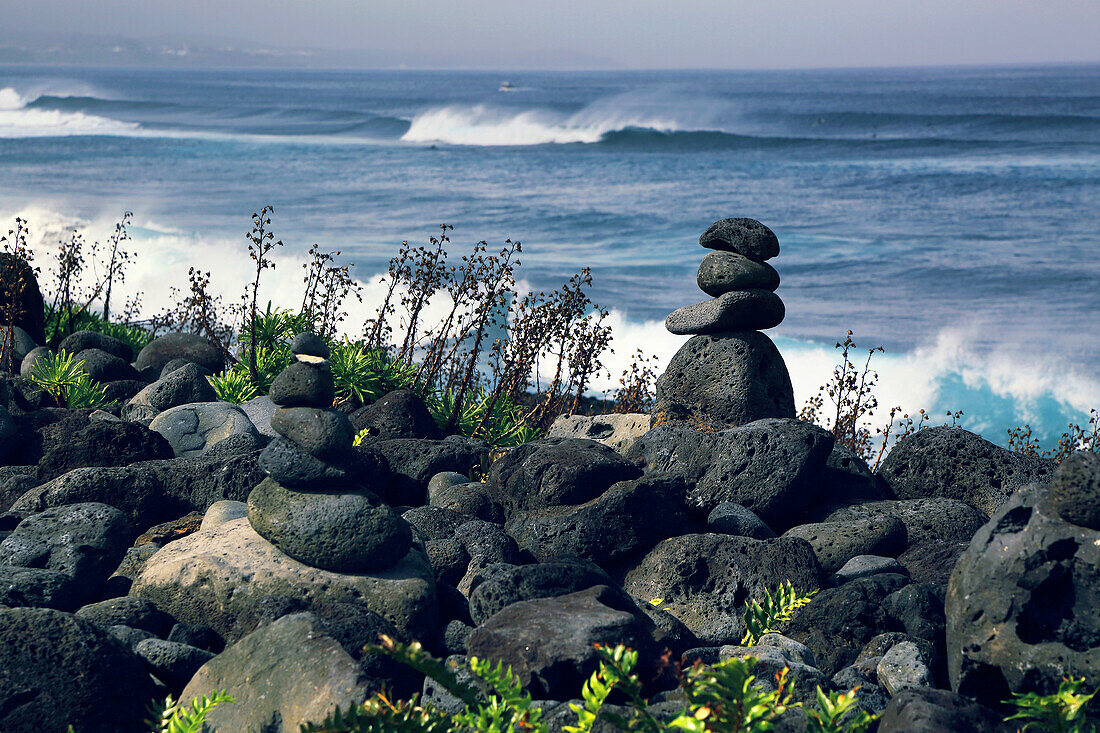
[270,407,354,458]
[665,290,784,335]
[697,251,780,296]
[290,332,330,359]
[268,361,335,408]
[699,218,780,262]
[247,478,412,572]
[258,437,351,488]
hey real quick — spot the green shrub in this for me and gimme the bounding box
[741,581,818,646]
[147,691,234,733]
[28,350,109,408]
[329,339,384,404]
[208,364,260,404]
[43,304,154,357]
[1004,676,1097,732]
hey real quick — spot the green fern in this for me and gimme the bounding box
[147,691,234,733]
[741,581,818,646]
[299,694,453,733]
[1005,676,1098,733]
[805,687,876,733]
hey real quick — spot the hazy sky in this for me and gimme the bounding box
[7,0,1100,69]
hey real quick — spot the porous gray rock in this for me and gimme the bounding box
[36,416,173,482]
[707,502,775,539]
[372,436,489,506]
[547,413,651,454]
[878,641,934,695]
[240,394,277,437]
[946,485,1100,705]
[124,362,218,420]
[468,558,616,625]
[75,596,173,636]
[350,389,442,441]
[830,555,907,585]
[0,607,158,733]
[268,360,335,407]
[504,474,693,565]
[0,502,129,606]
[718,643,827,704]
[271,406,354,458]
[72,347,140,382]
[665,289,785,335]
[877,687,1008,733]
[876,426,1055,517]
[135,638,215,691]
[622,533,821,646]
[135,332,224,375]
[814,498,987,548]
[0,405,21,463]
[130,508,437,643]
[653,332,795,429]
[290,332,330,358]
[12,451,265,530]
[784,573,912,676]
[466,585,657,699]
[783,515,907,574]
[3,326,38,365]
[697,251,780,296]
[259,436,351,487]
[179,612,374,733]
[0,565,77,609]
[487,437,641,515]
[150,401,259,458]
[247,477,412,572]
[58,330,133,362]
[1049,450,1100,529]
[19,345,50,377]
[698,218,780,261]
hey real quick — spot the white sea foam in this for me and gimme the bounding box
[0,87,140,138]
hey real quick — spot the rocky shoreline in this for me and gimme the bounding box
[0,219,1095,732]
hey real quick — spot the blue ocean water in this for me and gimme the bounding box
[1,64,1098,447]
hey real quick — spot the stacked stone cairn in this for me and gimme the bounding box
[655,218,796,428]
[247,333,411,572]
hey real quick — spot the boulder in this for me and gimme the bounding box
[290,332,330,358]
[830,555,908,585]
[1049,451,1100,529]
[36,416,173,481]
[130,505,438,644]
[0,566,77,609]
[270,406,354,457]
[259,436,352,487]
[12,451,264,531]
[467,585,657,699]
[877,687,1009,733]
[783,515,907,574]
[814,498,987,547]
[0,502,130,607]
[718,643,827,704]
[135,638,215,691]
[58,330,133,362]
[877,641,934,695]
[546,413,650,454]
[150,401,259,458]
[102,378,148,403]
[240,394,277,437]
[268,359,335,407]
[0,607,158,733]
[468,559,618,625]
[487,437,642,515]
[18,345,49,377]
[622,533,821,646]
[135,332,224,375]
[653,332,795,429]
[247,478,412,572]
[697,251,780,296]
[350,390,443,441]
[505,474,692,565]
[665,290,785,335]
[698,218,780,261]
[370,436,488,506]
[706,502,775,539]
[75,595,173,636]
[72,347,141,383]
[124,362,218,420]
[784,573,912,676]
[897,538,970,589]
[179,612,374,733]
[2,326,37,367]
[876,426,1055,516]
[946,485,1100,704]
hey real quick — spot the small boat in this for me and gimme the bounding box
[499,81,516,92]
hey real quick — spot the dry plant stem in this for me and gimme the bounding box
[0,218,36,371]
[244,206,282,384]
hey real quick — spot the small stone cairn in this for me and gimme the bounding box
[654,218,797,428]
[247,333,411,573]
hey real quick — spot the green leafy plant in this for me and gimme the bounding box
[330,338,384,404]
[208,364,260,404]
[146,691,235,733]
[1004,677,1098,733]
[741,581,818,646]
[28,350,109,408]
[804,687,876,733]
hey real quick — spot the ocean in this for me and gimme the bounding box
[1,64,1098,449]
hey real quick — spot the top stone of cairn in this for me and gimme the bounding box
[699,218,780,262]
